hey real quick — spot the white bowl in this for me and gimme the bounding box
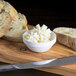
[23,31,56,53]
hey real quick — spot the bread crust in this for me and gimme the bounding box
[54,32,76,51]
[22,14,27,26]
[68,37,76,51]
[3,36,23,43]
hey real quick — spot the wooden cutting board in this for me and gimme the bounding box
[36,64,76,76]
[0,25,76,64]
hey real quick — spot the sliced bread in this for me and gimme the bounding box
[4,13,28,42]
[0,0,18,20]
[0,2,3,12]
[53,27,76,51]
[0,12,11,37]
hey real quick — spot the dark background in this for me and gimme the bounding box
[5,0,76,29]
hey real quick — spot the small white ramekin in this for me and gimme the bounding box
[23,30,56,53]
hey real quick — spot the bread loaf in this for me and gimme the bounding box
[53,27,76,51]
[0,0,18,20]
[0,2,3,12]
[0,12,11,37]
[4,13,28,42]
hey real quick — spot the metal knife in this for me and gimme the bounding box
[0,56,76,72]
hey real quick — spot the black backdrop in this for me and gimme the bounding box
[5,0,76,29]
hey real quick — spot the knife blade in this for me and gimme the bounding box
[0,56,76,72]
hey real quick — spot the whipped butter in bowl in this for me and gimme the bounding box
[23,24,56,53]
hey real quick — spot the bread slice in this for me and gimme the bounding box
[0,12,11,37]
[0,2,3,12]
[53,27,76,51]
[0,0,18,20]
[4,13,28,42]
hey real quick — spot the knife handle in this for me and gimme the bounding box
[0,65,19,72]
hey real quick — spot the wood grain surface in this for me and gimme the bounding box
[0,25,76,64]
[36,65,76,76]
